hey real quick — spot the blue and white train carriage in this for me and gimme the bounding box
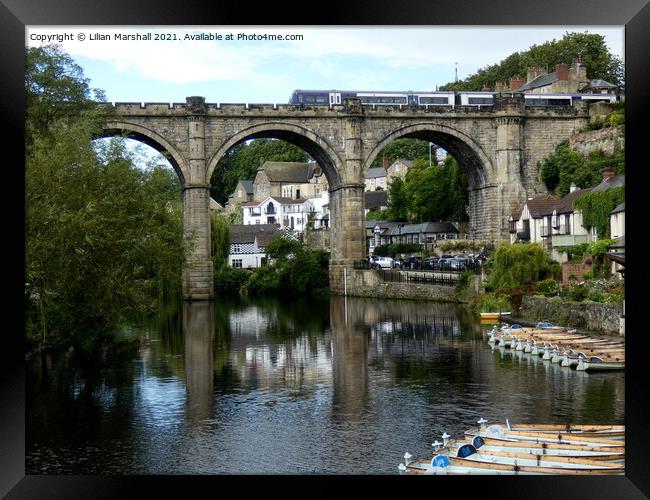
[289,89,618,108]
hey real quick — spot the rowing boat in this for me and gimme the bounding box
[577,356,625,371]
[465,424,624,447]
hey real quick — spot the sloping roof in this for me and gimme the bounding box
[586,79,617,89]
[229,224,279,246]
[555,188,591,214]
[364,220,399,230]
[259,161,316,183]
[524,195,557,218]
[267,196,308,205]
[365,167,387,179]
[611,202,625,214]
[516,72,559,93]
[390,159,413,168]
[384,221,459,236]
[591,174,625,192]
[365,190,388,209]
[239,180,254,194]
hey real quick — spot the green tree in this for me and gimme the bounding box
[210,210,231,270]
[486,242,551,291]
[26,44,108,147]
[385,176,409,221]
[371,138,431,167]
[441,32,623,91]
[25,46,187,352]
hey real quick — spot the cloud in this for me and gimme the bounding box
[26,26,623,92]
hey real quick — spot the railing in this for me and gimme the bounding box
[375,269,459,286]
[265,209,276,214]
[540,225,550,237]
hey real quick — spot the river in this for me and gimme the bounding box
[26,296,624,475]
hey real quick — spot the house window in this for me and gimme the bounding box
[296,189,301,199]
[232,244,242,253]
[232,259,243,268]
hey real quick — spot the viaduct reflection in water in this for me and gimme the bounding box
[26,296,624,474]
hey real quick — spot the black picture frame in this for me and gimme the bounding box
[3,0,648,497]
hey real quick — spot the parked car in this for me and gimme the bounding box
[372,256,394,269]
[435,258,454,270]
[404,256,422,269]
[422,257,439,270]
[450,257,469,270]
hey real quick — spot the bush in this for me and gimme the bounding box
[537,279,559,295]
[455,270,473,294]
[486,242,550,291]
[243,266,282,295]
[561,283,587,302]
[472,293,511,314]
[214,266,250,294]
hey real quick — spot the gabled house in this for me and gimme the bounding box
[509,168,624,263]
[225,180,254,213]
[242,195,310,232]
[228,224,279,269]
[387,159,411,182]
[253,161,328,201]
[364,167,388,191]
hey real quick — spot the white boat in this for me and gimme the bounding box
[465,424,624,447]
[577,356,625,371]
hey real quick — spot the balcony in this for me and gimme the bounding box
[552,234,588,247]
[540,225,550,238]
[265,208,276,215]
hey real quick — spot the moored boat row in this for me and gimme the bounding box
[398,418,625,475]
[485,323,624,371]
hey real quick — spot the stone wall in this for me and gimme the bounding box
[304,228,331,252]
[569,125,624,157]
[519,295,623,335]
[339,269,481,303]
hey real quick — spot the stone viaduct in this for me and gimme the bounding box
[101,94,593,300]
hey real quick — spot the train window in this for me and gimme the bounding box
[468,97,493,105]
[419,97,450,104]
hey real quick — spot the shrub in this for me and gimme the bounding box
[214,266,249,294]
[537,279,559,295]
[473,293,511,314]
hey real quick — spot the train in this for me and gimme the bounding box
[288,89,619,107]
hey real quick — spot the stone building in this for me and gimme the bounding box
[253,161,328,201]
[225,179,253,213]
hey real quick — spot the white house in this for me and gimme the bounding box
[509,188,592,263]
[228,224,279,269]
[241,196,310,232]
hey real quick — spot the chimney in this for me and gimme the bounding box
[602,166,615,182]
[509,76,525,90]
[555,64,569,81]
[527,66,546,83]
[570,183,578,193]
[383,155,390,169]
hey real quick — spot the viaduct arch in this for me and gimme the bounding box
[103,95,592,300]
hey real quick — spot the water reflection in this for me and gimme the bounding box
[184,301,214,424]
[26,296,624,475]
